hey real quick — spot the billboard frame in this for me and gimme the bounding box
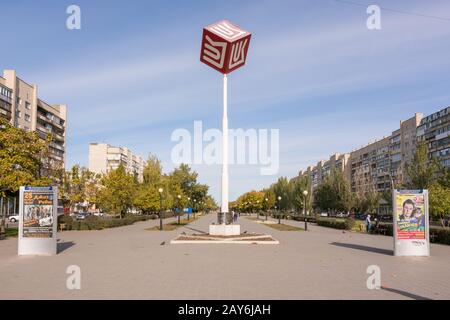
[392,189,430,257]
[18,186,58,256]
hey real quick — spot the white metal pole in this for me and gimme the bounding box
[220,74,229,224]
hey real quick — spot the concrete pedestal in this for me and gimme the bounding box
[209,224,240,236]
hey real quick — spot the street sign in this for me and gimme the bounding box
[200,20,252,74]
[18,186,58,255]
[392,189,430,256]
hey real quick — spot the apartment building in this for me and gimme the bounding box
[350,136,391,195]
[417,106,450,168]
[349,113,423,194]
[0,70,67,168]
[294,113,425,197]
[295,153,351,192]
[0,76,13,121]
[89,143,145,182]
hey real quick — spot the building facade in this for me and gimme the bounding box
[417,107,450,168]
[350,136,391,195]
[89,143,145,182]
[295,153,351,193]
[0,70,67,168]
[294,113,428,197]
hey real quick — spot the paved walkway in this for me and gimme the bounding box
[0,214,449,300]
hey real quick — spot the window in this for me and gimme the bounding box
[392,154,401,162]
[16,97,21,105]
[25,102,31,110]
[16,111,21,118]
[25,114,31,122]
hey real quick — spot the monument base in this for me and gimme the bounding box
[209,224,240,236]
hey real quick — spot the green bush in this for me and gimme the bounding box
[317,218,450,246]
[81,215,104,230]
[58,215,75,230]
[317,217,347,230]
[344,217,356,230]
[62,213,160,231]
[430,227,450,245]
[58,214,73,224]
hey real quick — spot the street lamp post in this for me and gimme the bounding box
[0,188,7,240]
[303,190,309,231]
[265,198,268,221]
[177,194,181,225]
[158,188,163,230]
[0,164,22,240]
[187,197,191,221]
[277,196,282,224]
[192,199,197,221]
[256,200,260,220]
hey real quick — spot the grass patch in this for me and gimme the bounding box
[146,216,200,231]
[5,228,18,238]
[263,223,304,231]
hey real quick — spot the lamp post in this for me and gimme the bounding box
[158,188,163,230]
[303,190,308,231]
[0,187,7,240]
[177,194,181,225]
[277,196,282,224]
[0,125,7,239]
[187,197,191,221]
[256,200,260,220]
[0,164,22,240]
[265,198,269,221]
[192,199,197,221]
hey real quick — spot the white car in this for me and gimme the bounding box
[39,216,53,227]
[9,215,19,223]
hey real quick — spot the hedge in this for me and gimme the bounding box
[57,214,154,231]
[316,217,347,230]
[316,217,450,245]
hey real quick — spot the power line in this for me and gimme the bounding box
[331,0,450,22]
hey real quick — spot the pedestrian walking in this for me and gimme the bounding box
[365,214,371,233]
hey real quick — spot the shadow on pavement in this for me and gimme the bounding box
[381,286,432,300]
[57,241,75,254]
[184,226,207,234]
[330,242,393,256]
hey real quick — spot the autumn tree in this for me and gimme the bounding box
[0,118,52,197]
[97,164,135,218]
[406,141,441,189]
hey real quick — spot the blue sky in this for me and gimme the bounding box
[2,0,450,201]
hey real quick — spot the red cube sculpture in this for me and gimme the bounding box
[200,20,252,74]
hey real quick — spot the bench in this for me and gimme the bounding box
[374,224,388,235]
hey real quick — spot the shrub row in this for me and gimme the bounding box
[316,218,450,245]
[316,217,347,230]
[58,214,154,231]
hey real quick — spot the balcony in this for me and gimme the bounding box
[50,142,65,152]
[53,133,65,142]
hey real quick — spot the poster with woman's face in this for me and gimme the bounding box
[395,193,426,240]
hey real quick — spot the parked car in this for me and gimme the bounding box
[320,212,328,217]
[75,212,90,220]
[355,213,366,220]
[93,212,104,217]
[8,215,19,223]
